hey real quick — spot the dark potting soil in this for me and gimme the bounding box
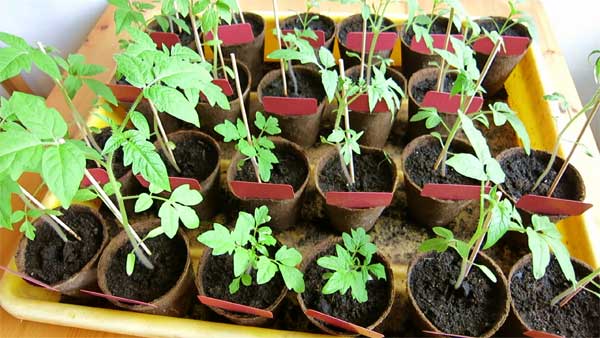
[235,147,308,191]
[116,77,131,85]
[411,74,455,103]
[24,208,104,285]
[150,16,194,46]
[202,249,285,310]
[262,70,326,101]
[161,134,219,181]
[511,257,600,338]
[410,251,506,336]
[281,13,335,40]
[319,150,394,193]
[477,17,530,38]
[228,13,264,38]
[339,15,395,44]
[302,245,391,327]
[106,230,187,302]
[87,127,128,178]
[499,150,580,200]
[404,141,476,187]
[402,16,459,44]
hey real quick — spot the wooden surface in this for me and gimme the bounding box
[0,0,592,337]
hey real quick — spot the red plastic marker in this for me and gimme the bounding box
[348,94,389,113]
[107,83,142,103]
[198,295,273,318]
[516,195,592,216]
[262,96,318,116]
[473,36,530,56]
[136,175,202,191]
[80,289,157,308]
[410,34,464,54]
[212,78,234,96]
[0,265,59,292]
[325,192,393,208]
[422,91,484,114]
[81,168,110,187]
[281,29,326,48]
[205,23,254,46]
[305,309,383,338]
[346,32,397,52]
[149,32,180,49]
[421,184,491,201]
[230,181,294,200]
[524,330,565,338]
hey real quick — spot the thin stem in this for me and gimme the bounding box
[212,29,219,78]
[339,59,355,185]
[18,192,68,242]
[287,61,298,95]
[359,15,367,82]
[148,99,181,173]
[551,267,600,306]
[365,0,391,86]
[272,0,288,96]
[174,2,182,34]
[217,42,229,81]
[118,92,144,133]
[189,0,205,60]
[435,7,454,92]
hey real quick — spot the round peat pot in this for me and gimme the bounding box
[197,58,251,139]
[496,147,586,223]
[297,238,394,336]
[506,254,600,338]
[407,251,510,337]
[402,135,477,227]
[474,17,532,98]
[315,145,397,232]
[97,220,194,316]
[281,12,337,52]
[257,66,326,148]
[400,16,458,79]
[220,12,265,91]
[157,130,221,219]
[227,137,309,230]
[147,17,195,47]
[196,246,288,326]
[346,65,407,148]
[337,14,397,69]
[15,205,109,296]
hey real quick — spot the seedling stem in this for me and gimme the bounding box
[435,7,454,92]
[339,59,356,184]
[272,0,288,97]
[189,0,205,60]
[148,99,181,174]
[18,185,73,242]
[359,15,367,82]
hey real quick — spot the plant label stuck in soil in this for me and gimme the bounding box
[149,32,180,49]
[420,183,491,200]
[205,23,254,47]
[230,180,294,200]
[325,192,393,208]
[348,94,389,113]
[473,36,530,56]
[346,32,397,52]
[305,309,383,338]
[198,295,273,318]
[262,96,318,116]
[422,91,483,114]
[135,174,202,191]
[281,29,326,48]
[212,78,234,96]
[107,83,142,103]
[81,168,110,187]
[516,194,593,216]
[0,265,59,292]
[409,34,465,54]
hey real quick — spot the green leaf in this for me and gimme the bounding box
[484,157,506,185]
[275,246,302,266]
[19,220,36,240]
[318,47,336,69]
[31,49,61,81]
[474,263,497,283]
[241,273,252,286]
[527,227,550,280]
[350,270,368,302]
[256,256,278,284]
[432,227,454,240]
[321,69,338,102]
[368,263,386,280]
[122,134,170,191]
[317,256,343,271]
[135,193,153,212]
[130,111,150,137]
[233,248,250,277]
[419,238,449,253]
[83,78,118,106]
[197,223,235,255]
[321,271,346,295]
[254,205,271,226]
[146,227,164,239]
[214,120,241,142]
[459,112,492,163]
[446,153,487,181]
[229,277,241,293]
[42,142,85,208]
[73,188,97,202]
[279,264,305,293]
[145,85,199,127]
[171,184,203,206]
[0,46,32,81]
[232,211,254,246]
[174,204,199,229]
[158,202,179,238]
[8,92,67,139]
[126,252,136,276]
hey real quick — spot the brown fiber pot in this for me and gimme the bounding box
[297,237,395,336]
[281,12,337,52]
[157,130,221,219]
[346,65,407,148]
[337,14,397,69]
[220,12,265,91]
[197,58,251,139]
[315,145,397,232]
[15,205,109,296]
[226,137,310,230]
[195,247,288,326]
[257,66,326,148]
[97,219,194,316]
[407,251,510,338]
[402,135,473,227]
[474,17,532,98]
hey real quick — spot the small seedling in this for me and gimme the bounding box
[197,206,305,293]
[317,228,386,303]
[487,0,537,40]
[406,0,465,53]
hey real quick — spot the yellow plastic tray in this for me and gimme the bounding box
[1,11,599,338]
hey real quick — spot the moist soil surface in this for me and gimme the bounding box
[511,257,600,338]
[477,18,529,37]
[106,230,187,302]
[404,141,477,187]
[235,147,308,191]
[302,245,391,328]
[262,71,326,101]
[281,13,335,40]
[411,74,456,103]
[339,15,395,44]
[24,208,104,285]
[87,127,127,178]
[402,16,459,44]
[202,248,285,310]
[161,134,219,181]
[319,150,394,192]
[410,251,506,336]
[499,150,580,200]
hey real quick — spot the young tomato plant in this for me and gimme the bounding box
[198,206,305,293]
[317,228,386,303]
[406,0,464,53]
[489,0,537,39]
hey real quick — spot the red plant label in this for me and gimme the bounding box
[524,330,565,338]
[136,175,202,191]
[422,91,484,114]
[305,309,383,338]
[421,184,491,201]
[348,94,389,113]
[212,78,234,96]
[149,31,180,49]
[346,32,397,52]
[473,36,531,56]
[107,83,142,103]
[230,180,294,200]
[410,34,465,54]
[81,168,110,188]
[80,289,157,308]
[281,29,326,48]
[198,295,273,318]
[325,192,393,209]
[205,23,254,46]
[0,265,59,292]
[516,195,593,216]
[262,96,318,116]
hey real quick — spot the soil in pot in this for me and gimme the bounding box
[235,147,307,192]
[105,230,187,302]
[302,245,391,327]
[411,73,456,103]
[319,151,394,193]
[281,13,335,42]
[87,127,127,178]
[148,16,194,46]
[161,134,219,181]
[410,251,506,336]
[510,257,600,337]
[477,17,529,38]
[338,14,395,45]
[401,16,459,45]
[261,69,326,101]
[24,208,105,285]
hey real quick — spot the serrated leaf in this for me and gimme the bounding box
[135,193,153,212]
[279,264,305,292]
[275,246,302,266]
[233,248,250,277]
[42,142,85,208]
[122,134,170,191]
[171,184,203,205]
[83,78,118,106]
[145,85,199,127]
[197,223,235,255]
[31,49,61,81]
[446,153,487,181]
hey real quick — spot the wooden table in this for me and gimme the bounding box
[1,0,595,337]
